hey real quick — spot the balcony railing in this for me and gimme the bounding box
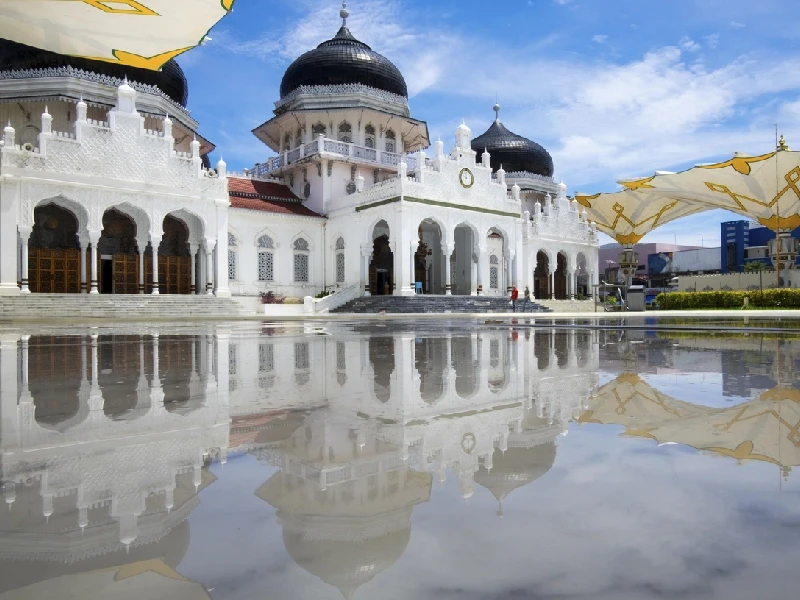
[250,136,402,178]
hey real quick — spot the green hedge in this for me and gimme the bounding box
[655,289,800,309]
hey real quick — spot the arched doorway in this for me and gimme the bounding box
[452,223,477,295]
[99,334,147,419]
[451,336,478,398]
[534,251,549,300]
[28,335,85,430]
[97,209,139,294]
[416,337,446,403]
[369,337,395,403]
[369,220,393,296]
[150,215,192,294]
[576,252,588,298]
[27,204,82,293]
[486,229,506,296]
[416,219,444,294]
[555,252,568,299]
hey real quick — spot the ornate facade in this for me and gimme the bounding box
[0,6,598,307]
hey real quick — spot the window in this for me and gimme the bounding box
[365,124,376,149]
[335,237,345,283]
[385,129,396,153]
[312,123,326,137]
[295,128,302,148]
[336,341,347,386]
[228,343,238,392]
[228,232,237,281]
[258,343,274,389]
[338,121,352,143]
[257,235,274,282]
[294,342,310,386]
[293,238,309,282]
[489,255,499,289]
[283,133,291,152]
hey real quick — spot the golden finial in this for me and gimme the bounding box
[777,134,790,152]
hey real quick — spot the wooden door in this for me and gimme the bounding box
[113,253,139,294]
[160,256,190,294]
[28,248,81,293]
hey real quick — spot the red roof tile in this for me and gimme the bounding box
[228,176,323,217]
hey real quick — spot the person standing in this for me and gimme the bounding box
[523,286,531,312]
[510,285,519,312]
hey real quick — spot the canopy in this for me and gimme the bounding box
[0,0,235,70]
[575,187,708,245]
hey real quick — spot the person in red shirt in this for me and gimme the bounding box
[510,285,519,312]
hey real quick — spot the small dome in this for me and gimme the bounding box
[279,23,407,99]
[474,442,556,503]
[0,38,189,106]
[471,111,553,177]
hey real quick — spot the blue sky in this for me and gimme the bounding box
[179,0,800,247]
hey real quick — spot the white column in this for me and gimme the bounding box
[443,244,452,295]
[214,203,231,297]
[204,239,216,295]
[136,237,146,294]
[478,246,489,296]
[504,250,513,294]
[189,243,198,294]
[88,231,101,294]
[0,333,20,451]
[0,177,21,295]
[361,246,371,296]
[550,270,555,300]
[79,237,89,294]
[150,236,161,294]
[18,227,31,294]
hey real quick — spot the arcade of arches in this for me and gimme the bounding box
[22,204,211,295]
[534,251,590,300]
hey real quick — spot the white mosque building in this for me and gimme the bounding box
[0,5,598,312]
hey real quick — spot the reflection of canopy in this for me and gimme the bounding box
[0,558,210,600]
[577,146,800,241]
[575,189,706,245]
[0,0,234,70]
[582,374,800,472]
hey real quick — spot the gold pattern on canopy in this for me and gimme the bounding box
[640,149,800,231]
[0,0,235,70]
[575,188,708,245]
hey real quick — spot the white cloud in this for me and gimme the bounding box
[679,36,701,52]
[704,33,720,49]
[729,20,745,28]
[592,34,608,43]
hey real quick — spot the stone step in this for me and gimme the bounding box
[332,295,552,314]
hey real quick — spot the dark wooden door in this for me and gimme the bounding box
[29,248,81,293]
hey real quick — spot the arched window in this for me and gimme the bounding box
[293,237,310,282]
[335,237,345,283]
[385,129,396,153]
[228,232,237,281]
[295,128,302,148]
[364,124,376,149]
[312,123,326,137]
[489,254,499,290]
[257,235,274,282]
[338,121,352,143]
[283,133,291,152]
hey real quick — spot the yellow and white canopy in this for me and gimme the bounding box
[0,0,235,70]
[575,188,708,245]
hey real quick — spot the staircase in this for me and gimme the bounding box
[0,294,252,321]
[332,295,552,314]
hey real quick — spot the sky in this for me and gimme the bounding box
[179,0,800,247]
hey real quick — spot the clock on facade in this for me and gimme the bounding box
[459,167,474,188]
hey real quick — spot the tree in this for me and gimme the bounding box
[744,261,768,272]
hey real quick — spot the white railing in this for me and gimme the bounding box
[303,283,361,314]
[250,137,403,177]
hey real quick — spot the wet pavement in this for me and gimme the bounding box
[1,318,799,599]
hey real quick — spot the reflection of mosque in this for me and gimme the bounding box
[227,324,599,598]
[0,332,229,596]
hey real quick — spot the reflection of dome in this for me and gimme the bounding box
[283,527,410,599]
[471,112,553,177]
[279,24,407,99]
[0,38,189,106]
[474,442,556,505]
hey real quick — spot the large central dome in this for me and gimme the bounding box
[279,7,407,99]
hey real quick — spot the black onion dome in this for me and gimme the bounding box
[279,25,407,99]
[0,38,189,106]
[471,117,554,177]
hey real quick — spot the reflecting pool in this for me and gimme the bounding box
[1,320,799,599]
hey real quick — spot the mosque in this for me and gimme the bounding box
[0,3,598,309]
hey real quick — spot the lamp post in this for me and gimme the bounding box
[698,234,704,248]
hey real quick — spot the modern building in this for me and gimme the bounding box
[0,5,598,311]
[720,219,800,272]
